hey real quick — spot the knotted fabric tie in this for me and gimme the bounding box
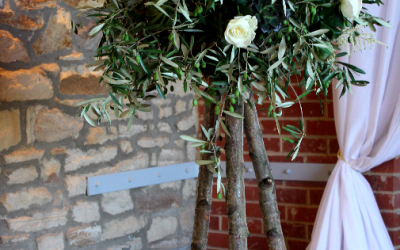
[337,149,358,171]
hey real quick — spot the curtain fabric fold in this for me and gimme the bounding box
[307,2,400,250]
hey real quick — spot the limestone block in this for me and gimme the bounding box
[0,30,29,63]
[147,216,178,243]
[0,187,52,212]
[36,233,64,250]
[66,225,102,247]
[32,8,71,55]
[103,215,147,240]
[0,64,59,101]
[0,109,20,152]
[7,209,68,232]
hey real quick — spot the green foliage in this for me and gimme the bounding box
[72,0,390,163]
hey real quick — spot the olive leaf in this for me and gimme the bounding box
[223,110,244,119]
[180,135,206,143]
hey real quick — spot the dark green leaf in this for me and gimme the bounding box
[107,89,122,107]
[155,83,166,99]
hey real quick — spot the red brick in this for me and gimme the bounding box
[287,239,310,250]
[258,102,324,118]
[305,86,333,100]
[209,216,220,230]
[243,139,248,151]
[207,232,229,248]
[307,224,314,240]
[256,101,270,112]
[264,137,281,152]
[381,211,400,228]
[374,193,400,210]
[216,135,225,148]
[286,83,306,100]
[388,228,400,246]
[309,189,325,205]
[306,120,336,136]
[198,100,205,120]
[287,206,318,223]
[220,154,226,161]
[211,200,227,215]
[283,138,327,154]
[245,186,259,201]
[276,188,307,204]
[329,138,339,154]
[246,204,285,220]
[221,216,228,231]
[221,217,262,235]
[213,178,227,184]
[281,222,306,239]
[282,102,324,118]
[371,159,400,174]
[285,181,326,188]
[247,218,263,235]
[327,102,334,118]
[246,203,263,218]
[243,153,251,162]
[260,119,278,134]
[279,205,286,220]
[244,179,259,186]
[269,155,305,163]
[365,175,400,192]
[307,156,338,164]
[248,235,268,249]
[259,119,303,135]
[290,71,304,83]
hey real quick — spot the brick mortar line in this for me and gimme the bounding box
[364,172,400,177]
[208,229,310,241]
[241,184,326,191]
[261,135,337,139]
[279,219,315,225]
[258,117,335,120]
[243,151,338,156]
[240,200,320,207]
[380,209,400,213]
[373,190,400,195]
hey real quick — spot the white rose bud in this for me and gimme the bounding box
[224,15,258,48]
[340,0,362,20]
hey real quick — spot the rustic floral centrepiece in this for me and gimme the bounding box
[73,0,392,249]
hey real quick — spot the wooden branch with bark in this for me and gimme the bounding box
[191,101,219,250]
[225,98,249,250]
[244,94,287,250]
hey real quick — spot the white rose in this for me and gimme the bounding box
[225,15,258,48]
[340,0,362,19]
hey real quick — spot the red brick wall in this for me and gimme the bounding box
[198,81,400,249]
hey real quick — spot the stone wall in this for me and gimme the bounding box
[0,0,198,249]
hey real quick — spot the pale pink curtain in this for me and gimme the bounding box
[307,2,400,250]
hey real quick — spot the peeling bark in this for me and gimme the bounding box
[244,95,287,250]
[225,98,248,250]
[191,101,218,250]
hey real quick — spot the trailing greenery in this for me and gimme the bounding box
[72,0,391,197]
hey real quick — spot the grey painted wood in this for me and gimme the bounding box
[87,162,199,196]
[219,162,336,181]
[87,161,336,195]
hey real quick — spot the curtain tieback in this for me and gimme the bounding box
[337,149,358,171]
